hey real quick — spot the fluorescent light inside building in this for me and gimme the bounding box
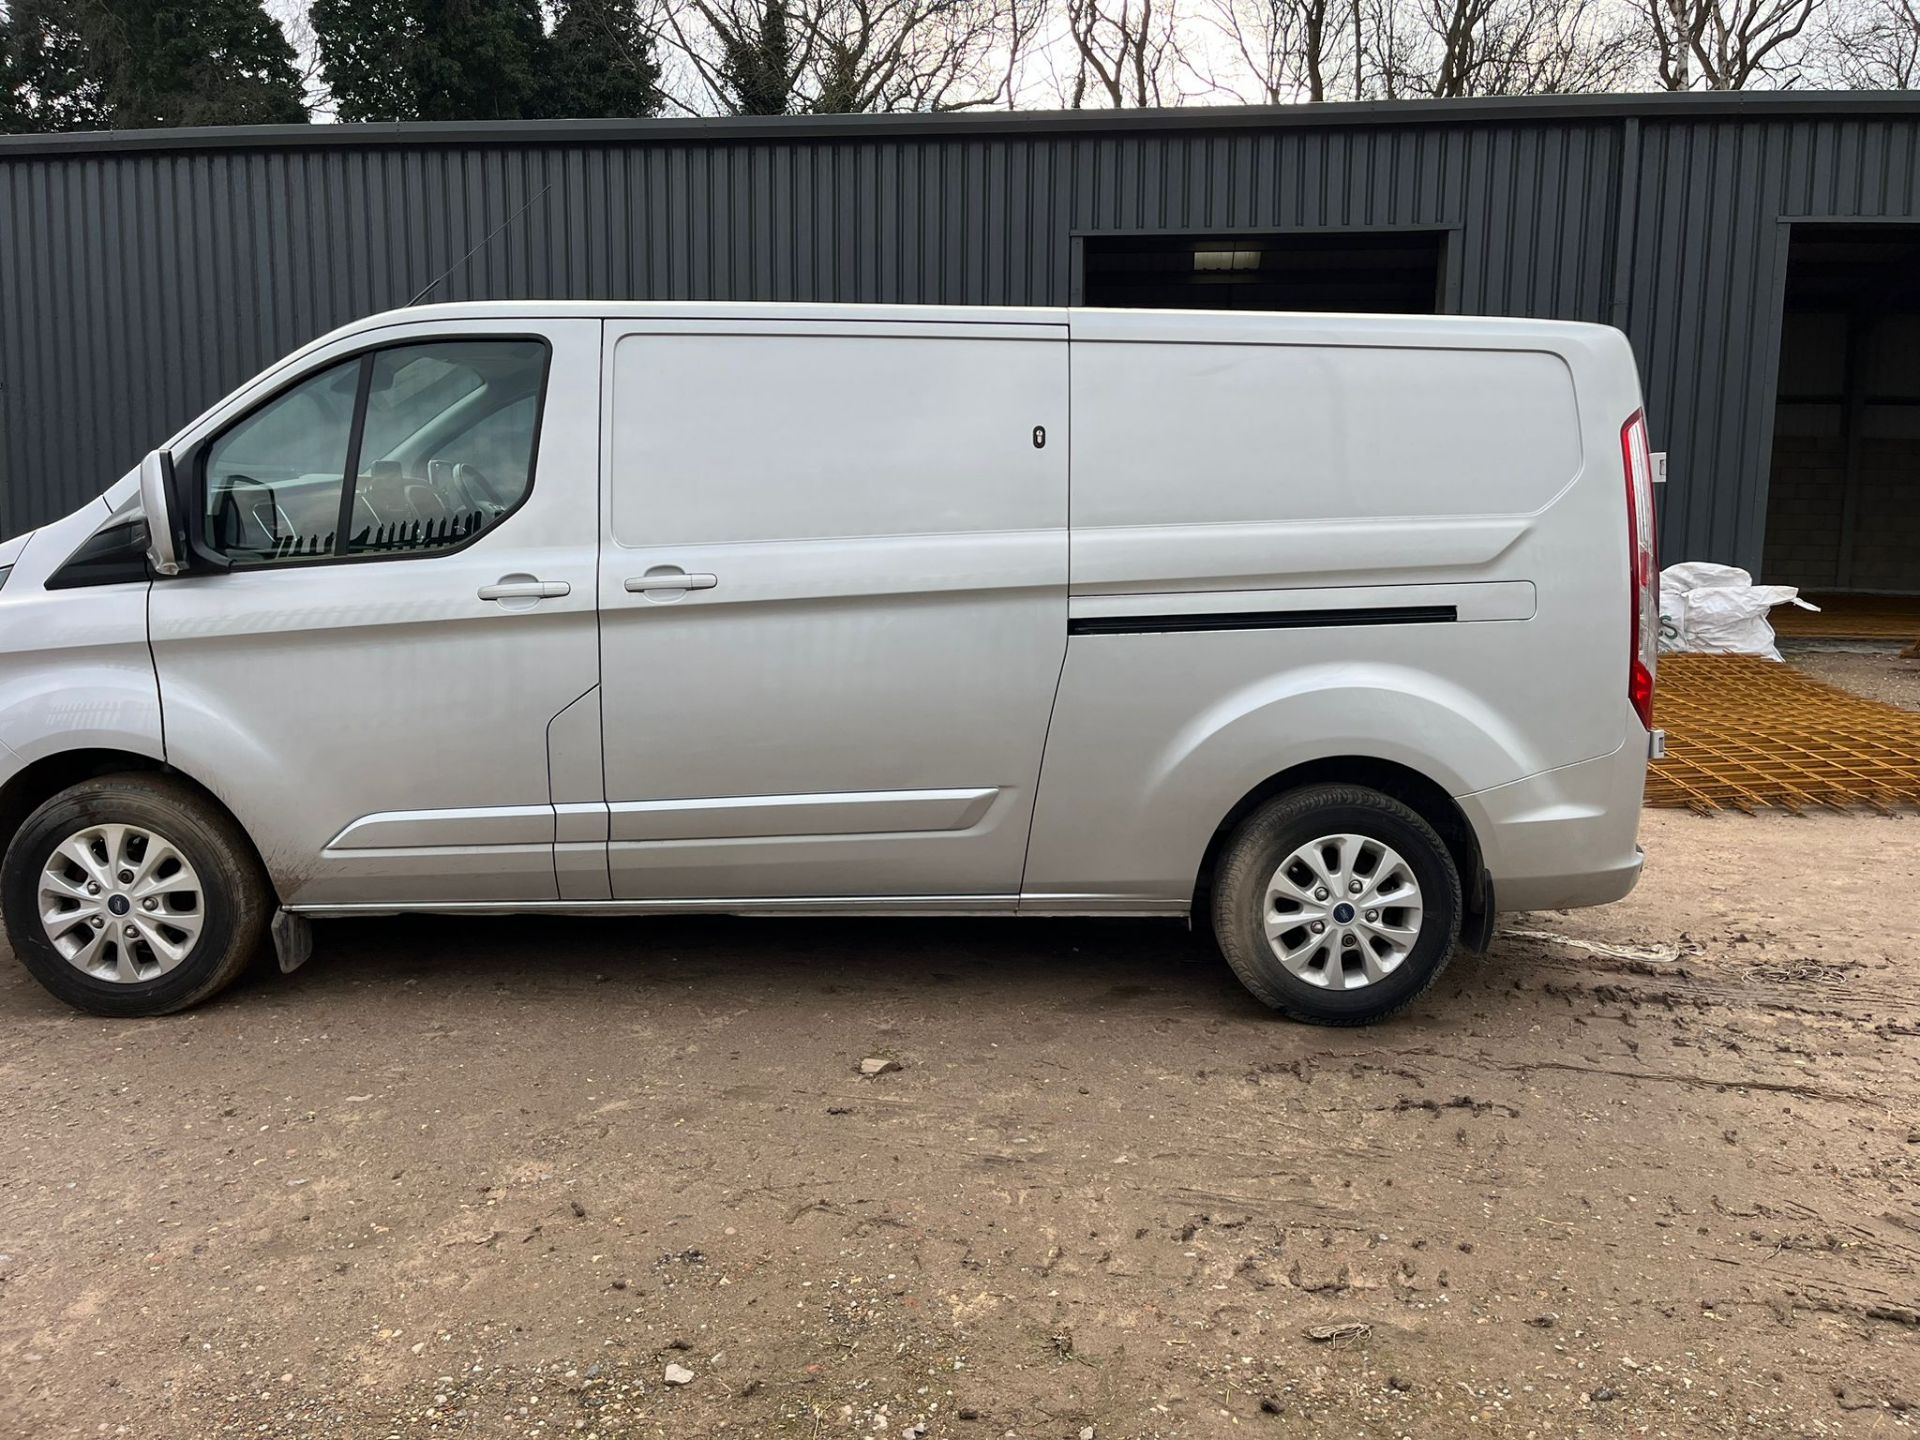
[1193,248,1263,272]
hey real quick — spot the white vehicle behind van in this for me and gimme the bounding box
[0,303,1657,1024]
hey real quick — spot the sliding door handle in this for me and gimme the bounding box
[626,570,718,593]
[479,578,571,601]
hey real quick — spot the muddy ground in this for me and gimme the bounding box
[1,810,1916,1439]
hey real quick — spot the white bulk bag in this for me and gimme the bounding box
[1658,561,1815,662]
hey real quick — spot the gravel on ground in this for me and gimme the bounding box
[1784,641,1920,711]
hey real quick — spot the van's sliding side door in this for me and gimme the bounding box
[595,316,1068,904]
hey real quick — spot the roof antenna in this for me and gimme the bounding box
[406,180,555,308]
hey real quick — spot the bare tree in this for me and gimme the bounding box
[1201,0,1357,100]
[810,0,1010,108]
[1636,0,1816,88]
[1063,0,1190,105]
[662,0,803,112]
[1420,0,1503,92]
[987,0,1048,106]
[1359,0,1418,94]
[661,0,1023,111]
[1375,0,1638,96]
[1822,0,1920,86]
[265,0,331,113]
[1196,0,1641,104]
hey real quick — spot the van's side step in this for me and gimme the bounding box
[1067,605,1457,637]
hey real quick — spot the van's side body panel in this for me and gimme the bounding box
[3,301,1646,932]
[145,318,604,906]
[1021,309,1646,911]
[1456,740,1646,911]
[594,315,1069,900]
[0,476,163,786]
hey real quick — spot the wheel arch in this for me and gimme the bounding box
[1193,756,1489,940]
[0,749,281,904]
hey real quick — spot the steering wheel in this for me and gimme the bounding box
[453,463,506,510]
[216,474,283,549]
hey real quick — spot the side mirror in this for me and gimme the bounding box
[138,449,186,576]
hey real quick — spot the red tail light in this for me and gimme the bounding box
[1621,410,1658,730]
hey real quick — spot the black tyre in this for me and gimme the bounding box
[2,774,271,1016]
[1211,783,1462,1025]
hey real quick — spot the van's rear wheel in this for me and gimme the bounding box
[1211,784,1461,1024]
[2,774,270,1016]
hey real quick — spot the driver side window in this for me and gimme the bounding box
[202,338,548,566]
[204,360,358,562]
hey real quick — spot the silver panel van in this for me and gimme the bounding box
[0,303,1657,1023]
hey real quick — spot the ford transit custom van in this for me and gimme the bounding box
[0,303,1658,1024]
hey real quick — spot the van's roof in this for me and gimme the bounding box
[164,296,1636,478]
[326,299,1625,350]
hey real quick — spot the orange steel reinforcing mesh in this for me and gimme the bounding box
[1646,654,1920,812]
[1769,593,1920,643]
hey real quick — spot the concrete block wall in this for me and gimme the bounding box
[1762,432,1847,588]
[1849,438,1920,593]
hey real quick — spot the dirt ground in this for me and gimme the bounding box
[1,810,1917,1439]
[1784,642,1920,712]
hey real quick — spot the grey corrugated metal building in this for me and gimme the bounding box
[4,93,1919,592]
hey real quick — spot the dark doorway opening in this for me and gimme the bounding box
[1081,231,1446,313]
[1762,225,1920,595]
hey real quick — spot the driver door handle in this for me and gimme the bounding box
[478,579,571,601]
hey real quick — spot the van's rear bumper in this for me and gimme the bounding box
[1457,739,1646,912]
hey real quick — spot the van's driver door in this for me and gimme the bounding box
[147,318,603,909]
[596,316,1068,903]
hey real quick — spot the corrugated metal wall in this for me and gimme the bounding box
[4,100,1920,569]
[1623,115,1920,574]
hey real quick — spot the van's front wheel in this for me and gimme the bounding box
[2,774,271,1016]
[1211,784,1462,1024]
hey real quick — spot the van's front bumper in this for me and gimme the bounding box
[1458,739,1647,912]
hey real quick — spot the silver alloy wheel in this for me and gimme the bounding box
[36,823,206,984]
[1263,832,1424,990]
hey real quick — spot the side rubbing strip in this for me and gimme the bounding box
[1067,605,1458,637]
